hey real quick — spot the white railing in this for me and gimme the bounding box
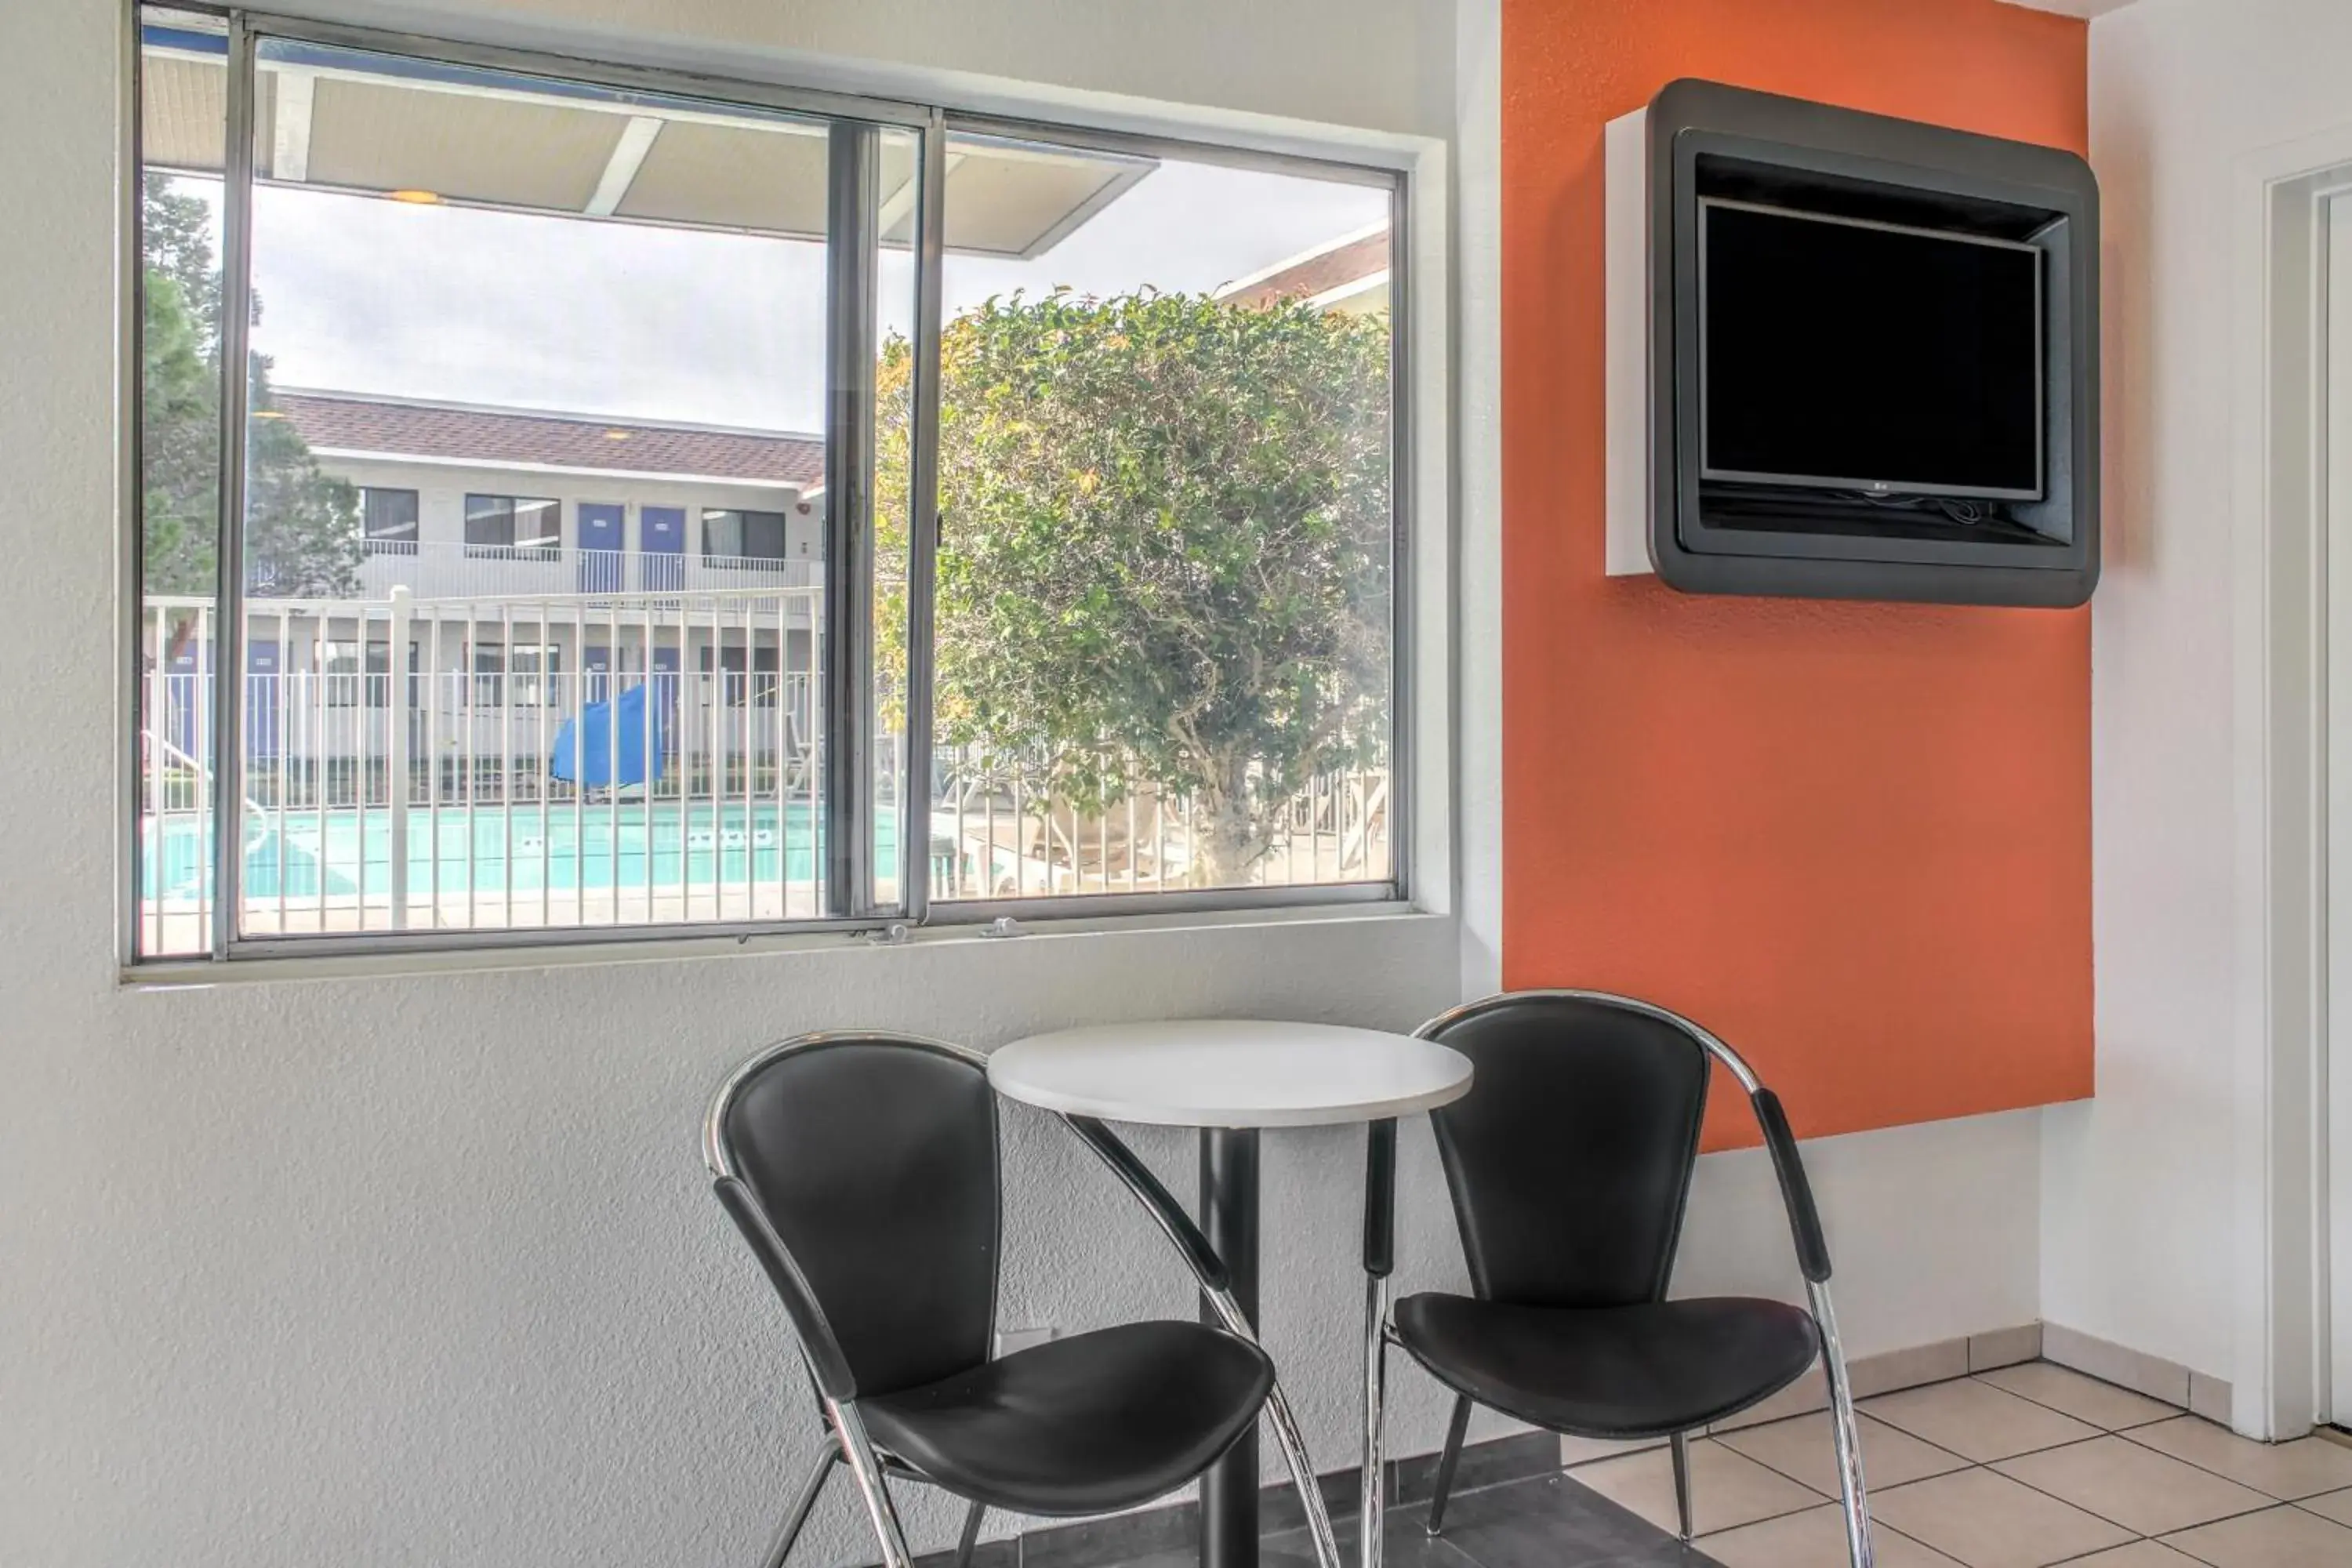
[139,584,839,949]
[343,541,819,602]
[927,745,1389,902]
[136,585,1391,953]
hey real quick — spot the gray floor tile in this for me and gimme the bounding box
[1093,1473,1715,1568]
[1261,1500,1484,1568]
[1427,1474,1723,1568]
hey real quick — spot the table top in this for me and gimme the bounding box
[988,1018,1474,1129]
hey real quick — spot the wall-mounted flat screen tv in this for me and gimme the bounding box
[1699,199,2044,502]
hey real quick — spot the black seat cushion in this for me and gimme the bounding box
[1393,1292,1820,1439]
[862,1320,1273,1516]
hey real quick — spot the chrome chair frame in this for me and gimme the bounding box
[1357,992,1874,1568]
[705,1032,1343,1568]
[1054,1114,1345,1568]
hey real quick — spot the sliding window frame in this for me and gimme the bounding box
[130,7,935,960]
[127,8,1410,960]
[121,0,158,967]
[907,114,1414,926]
[824,119,882,919]
[207,10,256,959]
[899,111,949,926]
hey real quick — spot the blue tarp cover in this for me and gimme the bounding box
[551,683,665,788]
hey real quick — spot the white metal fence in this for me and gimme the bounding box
[137,583,1390,953]
[927,746,1389,900]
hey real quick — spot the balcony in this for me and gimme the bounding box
[335,540,821,601]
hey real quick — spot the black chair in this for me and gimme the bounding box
[705,1031,1342,1568]
[1357,993,1873,1568]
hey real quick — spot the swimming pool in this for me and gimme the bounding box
[140,800,895,901]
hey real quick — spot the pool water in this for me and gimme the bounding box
[141,800,891,900]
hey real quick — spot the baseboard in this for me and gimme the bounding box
[1557,1317,2234,1472]
[911,1428,1560,1568]
[2041,1320,2232,1424]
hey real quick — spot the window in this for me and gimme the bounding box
[134,8,226,957]
[323,639,376,706]
[511,644,561,707]
[359,488,419,554]
[323,638,416,706]
[702,509,789,565]
[129,9,1405,962]
[464,494,560,559]
[920,133,1397,906]
[701,641,785,706]
[470,642,560,707]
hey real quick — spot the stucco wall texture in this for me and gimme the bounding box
[0,1,2059,1564]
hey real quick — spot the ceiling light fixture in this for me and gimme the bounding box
[385,188,443,205]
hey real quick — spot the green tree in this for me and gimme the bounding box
[877,289,1392,886]
[142,176,224,599]
[141,174,360,604]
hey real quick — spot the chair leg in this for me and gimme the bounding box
[951,1499,986,1568]
[1361,1274,1389,1568]
[1423,1394,1472,1537]
[761,1439,841,1568]
[825,1398,916,1568]
[1808,1282,1875,1568]
[1261,1373,1345,1568]
[1668,1431,1693,1543]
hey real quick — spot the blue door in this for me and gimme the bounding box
[246,640,280,761]
[579,503,623,592]
[641,506,684,591]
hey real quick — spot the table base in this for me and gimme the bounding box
[1200,1126,1261,1568]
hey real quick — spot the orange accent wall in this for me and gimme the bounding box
[1501,0,2094,1149]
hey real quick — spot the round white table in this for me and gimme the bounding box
[989,1020,1473,1568]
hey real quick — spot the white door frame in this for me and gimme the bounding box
[2230,125,2352,1439]
[2327,193,2352,1429]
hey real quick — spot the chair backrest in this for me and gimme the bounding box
[708,1033,1001,1397]
[1420,993,1711,1308]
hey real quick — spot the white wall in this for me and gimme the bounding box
[1684,1111,2043,1362]
[0,2,2048,1565]
[1452,0,1502,1007]
[2051,0,2352,1414]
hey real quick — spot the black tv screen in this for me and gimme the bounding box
[1700,200,2044,500]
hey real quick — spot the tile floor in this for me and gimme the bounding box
[1554,1360,2352,1566]
[1246,1469,1715,1568]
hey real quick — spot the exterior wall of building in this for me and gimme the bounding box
[139,448,825,774]
[321,451,821,593]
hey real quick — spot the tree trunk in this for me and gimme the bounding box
[1194,765,1265,887]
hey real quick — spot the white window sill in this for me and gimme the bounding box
[120,899,1441,990]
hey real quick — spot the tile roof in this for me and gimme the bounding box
[1218,228,1390,309]
[272,391,826,488]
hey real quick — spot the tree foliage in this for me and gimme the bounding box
[141,174,360,604]
[877,289,1392,884]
